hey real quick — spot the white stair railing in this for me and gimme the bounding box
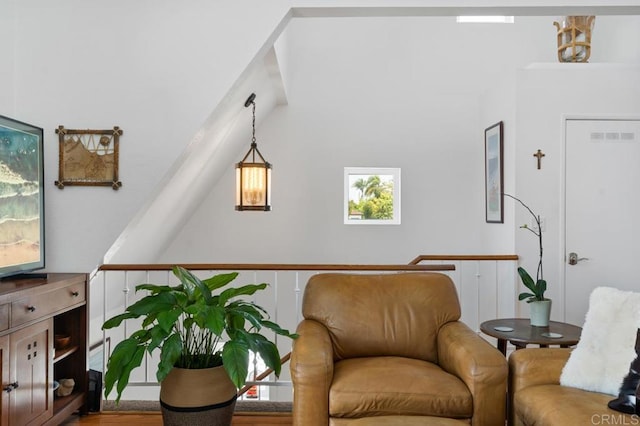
[90,257,518,403]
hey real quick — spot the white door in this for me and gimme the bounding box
[564,118,640,326]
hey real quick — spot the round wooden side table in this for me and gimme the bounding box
[480,318,582,355]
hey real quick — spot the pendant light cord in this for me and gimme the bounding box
[251,101,257,162]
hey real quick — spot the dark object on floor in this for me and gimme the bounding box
[88,370,103,412]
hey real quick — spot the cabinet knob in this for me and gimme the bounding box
[3,382,18,393]
[71,291,79,297]
[27,306,36,312]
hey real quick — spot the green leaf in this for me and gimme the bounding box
[219,284,267,306]
[226,312,246,339]
[129,329,151,342]
[538,279,547,295]
[157,308,182,334]
[261,320,298,338]
[115,345,145,402]
[104,339,133,398]
[228,303,265,331]
[222,340,249,389]
[203,272,239,292]
[179,266,213,303]
[104,338,145,402]
[102,312,138,330]
[148,325,170,353]
[172,291,188,307]
[157,333,182,382]
[183,316,195,330]
[141,313,158,328]
[518,292,535,301]
[203,305,226,336]
[517,267,536,292]
[250,333,282,377]
[136,283,174,294]
[127,292,176,316]
[518,268,547,300]
[172,266,197,300]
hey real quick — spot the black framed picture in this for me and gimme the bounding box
[485,121,504,223]
[0,115,46,277]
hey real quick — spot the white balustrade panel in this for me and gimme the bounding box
[89,260,518,402]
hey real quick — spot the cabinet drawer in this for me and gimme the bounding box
[11,282,85,327]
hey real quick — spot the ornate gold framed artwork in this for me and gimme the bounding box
[55,125,123,190]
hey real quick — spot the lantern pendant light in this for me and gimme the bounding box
[235,93,272,211]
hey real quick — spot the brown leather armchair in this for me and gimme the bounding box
[509,348,638,426]
[290,273,507,426]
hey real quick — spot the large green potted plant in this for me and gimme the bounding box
[102,266,297,425]
[504,194,551,327]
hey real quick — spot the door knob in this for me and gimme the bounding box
[568,252,589,265]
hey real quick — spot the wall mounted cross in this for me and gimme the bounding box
[533,149,545,170]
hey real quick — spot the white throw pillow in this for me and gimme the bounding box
[560,286,640,396]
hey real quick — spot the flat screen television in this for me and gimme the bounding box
[0,115,45,279]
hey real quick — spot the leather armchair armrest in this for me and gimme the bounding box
[290,319,334,426]
[508,348,570,390]
[508,348,571,426]
[438,321,508,426]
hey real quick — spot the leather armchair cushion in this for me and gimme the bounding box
[330,416,470,425]
[302,273,461,362]
[329,356,472,419]
[514,384,636,425]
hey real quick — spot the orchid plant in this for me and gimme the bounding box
[504,194,547,303]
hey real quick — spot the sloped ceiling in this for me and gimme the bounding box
[104,41,291,264]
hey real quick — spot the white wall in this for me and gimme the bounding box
[8,0,290,273]
[5,1,640,278]
[479,75,517,255]
[590,16,640,63]
[515,64,640,322]
[159,15,640,326]
[0,0,15,114]
[159,16,559,264]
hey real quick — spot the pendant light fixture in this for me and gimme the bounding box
[235,93,272,211]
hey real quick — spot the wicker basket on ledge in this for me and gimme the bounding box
[553,16,595,63]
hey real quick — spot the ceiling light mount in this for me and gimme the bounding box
[244,93,256,108]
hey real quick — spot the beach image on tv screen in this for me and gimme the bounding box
[0,126,41,268]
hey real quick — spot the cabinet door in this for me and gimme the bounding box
[10,320,52,425]
[0,335,8,426]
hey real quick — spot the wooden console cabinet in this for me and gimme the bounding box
[0,273,88,425]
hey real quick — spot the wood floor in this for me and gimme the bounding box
[60,412,292,425]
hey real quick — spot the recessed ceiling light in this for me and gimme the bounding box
[456,16,515,24]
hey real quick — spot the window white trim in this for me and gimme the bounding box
[343,167,401,225]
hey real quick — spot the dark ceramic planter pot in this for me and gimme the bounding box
[159,365,237,426]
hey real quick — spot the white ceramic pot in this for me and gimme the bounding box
[529,299,552,327]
